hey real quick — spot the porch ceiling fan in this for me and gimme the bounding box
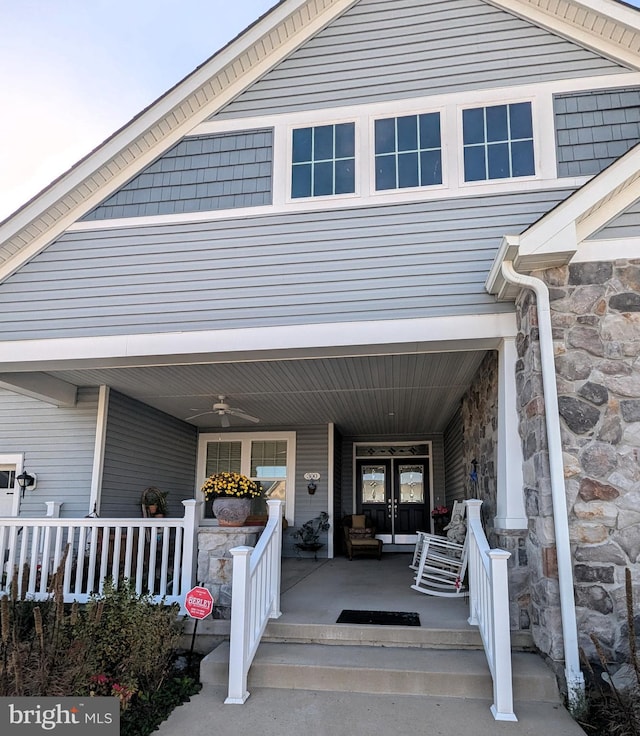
[185,395,260,427]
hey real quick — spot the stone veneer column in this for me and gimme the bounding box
[197,526,261,619]
[517,259,640,664]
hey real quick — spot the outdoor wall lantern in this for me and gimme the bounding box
[304,472,320,494]
[16,469,37,496]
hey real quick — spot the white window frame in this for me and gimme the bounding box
[286,117,361,204]
[70,72,640,232]
[369,106,447,195]
[456,96,541,188]
[197,431,296,525]
[0,453,25,517]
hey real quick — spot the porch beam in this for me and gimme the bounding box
[0,372,77,407]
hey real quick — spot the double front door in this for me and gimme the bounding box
[356,458,430,545]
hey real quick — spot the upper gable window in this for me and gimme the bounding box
[291,123,355,198]
[374,113,442,190]
[462,102,534,182]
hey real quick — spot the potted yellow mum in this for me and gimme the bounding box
[201,472,262,527]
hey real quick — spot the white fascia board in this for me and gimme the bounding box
[574,237,640,262]
[486,235,521,296]
[0,313,517,372]
[0,0,359,276]
[486,0,640,69]
[518,144,640,257]
[0,372,77,407]
[576,171,640,241]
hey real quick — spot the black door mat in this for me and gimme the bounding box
[336,609,421,626]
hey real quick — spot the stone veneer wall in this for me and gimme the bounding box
[197,526,262,619]
[516,259,640,664]
[460,351,531,631]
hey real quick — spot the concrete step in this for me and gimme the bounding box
[201,642,560,703]
[263,620,485,649]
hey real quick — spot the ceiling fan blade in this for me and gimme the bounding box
[221,414,231,428]
[185,411,214,421]
[227,409,260,423]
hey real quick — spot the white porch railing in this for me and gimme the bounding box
[225,499,283,704]
[466,498,517,722]
[0,500,199,608]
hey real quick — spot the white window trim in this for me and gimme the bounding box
[456,97,542,188]
[285,118,361,204]
[368,106,448,197]
[197,431,296,525]
[66,69,640,233]
[0,453,25,517]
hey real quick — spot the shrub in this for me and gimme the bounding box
[76,578,182,702]
[578,569,640,736]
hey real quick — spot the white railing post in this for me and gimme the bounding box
[489,549,516,721]
[466,499,482,626]
[180,500,200,601]
[45,502,62,518]
[226,546,253,704]
[267,500,283,619]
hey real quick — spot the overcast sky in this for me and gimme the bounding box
[1,0,639,222]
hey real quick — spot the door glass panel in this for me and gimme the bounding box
[399,464,424,504]
[356,444,429,457]
[361,465,386,503]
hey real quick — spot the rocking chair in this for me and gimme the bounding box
[411,532,468,597]
[410,500,469,597]
[410,500,466,571]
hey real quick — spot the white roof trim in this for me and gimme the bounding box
[487,142,640,299]
[0,0,359,280]
[1,0,640,282]
[487,0,640,68]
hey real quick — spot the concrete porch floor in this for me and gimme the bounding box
[278,552,473,630]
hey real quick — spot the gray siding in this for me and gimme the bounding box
[284,424,329,557]
[217,0,627,119]
[0,189,575,340]
[555,88,640,177]
[100,391,197,518]
[0,388,99,518]
[443,406,465,505]
[83,130,273,221]
[588,196,640,239]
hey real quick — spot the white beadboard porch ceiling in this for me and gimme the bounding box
[51,350,487,436]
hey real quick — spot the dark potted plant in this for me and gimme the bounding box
[293,512,330,557]
[141,486,169,517]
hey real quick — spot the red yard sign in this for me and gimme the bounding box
[184,586,214,619]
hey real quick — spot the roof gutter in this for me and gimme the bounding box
[500,261,585,713]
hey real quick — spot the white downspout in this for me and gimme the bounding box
[501,261,585,712]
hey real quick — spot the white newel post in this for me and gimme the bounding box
[466,499,482,626]
[226,546,253,704]
[45,501,62,517]
[489,549,516,722]
[267,500,283,619]
[180,500,200,602]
